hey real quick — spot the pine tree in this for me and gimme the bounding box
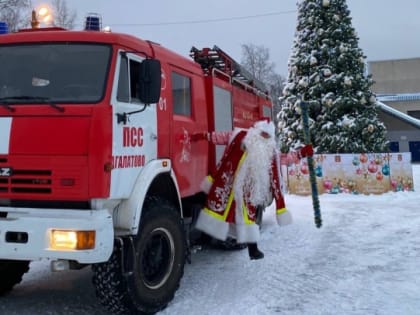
[278,0,388,154]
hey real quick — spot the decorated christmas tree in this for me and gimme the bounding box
[278,0,388,153]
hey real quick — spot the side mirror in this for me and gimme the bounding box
[138,59,161,104]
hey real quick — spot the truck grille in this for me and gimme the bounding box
[0,169,52,194]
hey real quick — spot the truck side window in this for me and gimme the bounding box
[117,55,129,102]
[262,105,272,120]
[171,72,191,116]
[117,56,142,104]
[129,59,141,103]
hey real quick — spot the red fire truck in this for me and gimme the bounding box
[0,16,272,314]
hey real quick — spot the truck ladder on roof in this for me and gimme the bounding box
[190,45,269,96]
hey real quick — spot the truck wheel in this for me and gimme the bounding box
[92,197,186,314]
[0,260,30,296]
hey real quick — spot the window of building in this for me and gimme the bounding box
[408,110,420,119]
[171,72,191,116]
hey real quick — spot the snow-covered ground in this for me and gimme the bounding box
[1,165,419,315]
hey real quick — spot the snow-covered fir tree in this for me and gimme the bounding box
[278,0,388,153]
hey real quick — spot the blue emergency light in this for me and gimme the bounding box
[84,14,101,31]
[0,22,9,34]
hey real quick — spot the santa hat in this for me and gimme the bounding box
[252,119,275,137]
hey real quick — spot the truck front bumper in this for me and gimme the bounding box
[0,207,114,264]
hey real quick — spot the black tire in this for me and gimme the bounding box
[0,260,30,296]
[92,196,186,314]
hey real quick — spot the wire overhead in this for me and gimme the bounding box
[108,10,296,27]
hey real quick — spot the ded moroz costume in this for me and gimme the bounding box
[194,120,293,259]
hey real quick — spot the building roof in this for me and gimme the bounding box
[377,101,420,129]
[377,93,420,102]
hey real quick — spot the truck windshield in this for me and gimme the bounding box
[0,43,111,104]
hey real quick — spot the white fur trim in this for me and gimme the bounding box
[227,224,236,238]
[253,120,275,137]
[200,176,213,194]
[235,223,260,244]
[277,211,293,226]
[229,127,244,144]
[195,210,229,241]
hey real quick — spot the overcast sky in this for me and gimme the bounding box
[33,0,420,76]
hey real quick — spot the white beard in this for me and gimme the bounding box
[233,128,276,208]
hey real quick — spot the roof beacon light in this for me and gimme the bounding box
[84,13,102,31]
[0,21,9,34]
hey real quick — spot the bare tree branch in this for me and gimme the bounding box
[0,0,31,31]
[241,43,276,84]
[241,43,286,116]
[51,0,77,29]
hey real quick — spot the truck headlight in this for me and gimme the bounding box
[50,230,95,250]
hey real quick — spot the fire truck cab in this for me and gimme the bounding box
[0,16,273,314]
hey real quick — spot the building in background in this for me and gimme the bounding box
[369,58,420,162]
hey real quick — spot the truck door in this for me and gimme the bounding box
[169,68,208,196]
[110,52,158,198]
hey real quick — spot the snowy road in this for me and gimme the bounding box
[1,166,419,315]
